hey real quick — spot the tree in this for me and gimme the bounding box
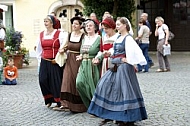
[81,0,136,23]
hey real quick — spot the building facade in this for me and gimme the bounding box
[0,0,84,57]
[0,0,189,57]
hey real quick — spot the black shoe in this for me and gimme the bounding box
[116,121,126,126]
[138,70,142,73]
[126,122,135,126]
[116,121,135,126]
[143,70,148,73]
[149,63,154,68]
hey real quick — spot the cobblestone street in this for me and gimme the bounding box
[0,52,190,126]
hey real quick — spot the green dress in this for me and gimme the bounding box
[76,35,101,108]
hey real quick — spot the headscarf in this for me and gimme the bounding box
[46,15,60,29]
[101,17,116,29]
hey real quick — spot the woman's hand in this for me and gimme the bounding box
[58,48,65,54]
[76,55,82,61]
[92,58,100,64]
[165,41,168,46]
[156,24,158,28]
[103,51,111,57]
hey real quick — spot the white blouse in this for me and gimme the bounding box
[83,34,99,46]
[0,28,5,40]
[158,24,169,40]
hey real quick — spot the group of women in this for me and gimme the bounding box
[35,13,170,125]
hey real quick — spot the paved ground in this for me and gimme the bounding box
[0,52,190,126]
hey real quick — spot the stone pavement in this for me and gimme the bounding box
[0,52,190,126]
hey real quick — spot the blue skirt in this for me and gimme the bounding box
[87,63,147,122]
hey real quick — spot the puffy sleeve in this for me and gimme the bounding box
[125,36,147,65]
[35,34,42,64]
[95,38,103,59]
[58,31,68,47]
[0,28,5,40]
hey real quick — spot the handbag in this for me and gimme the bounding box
[163,44,171,56]
[168,31,175,41]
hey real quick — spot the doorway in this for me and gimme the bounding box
[56,5,83,32]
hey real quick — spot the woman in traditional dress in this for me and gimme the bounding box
[155,16,171,72]
[76,19,101,108]
[87,17,148,126]
[93,17,119,76]
[36,15,66,108]
[54,16,87,112]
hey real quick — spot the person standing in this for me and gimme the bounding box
[35,15,66,108]
[141,13,154,67]
[54,16,86,112]
[155,16,171,72]
[76,19,101,108]
[88,17,147,126]
[93,17,119,76]
[100,12,114,37]
[135,18,150,72]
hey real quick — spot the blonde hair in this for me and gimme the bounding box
[155,16,164,23]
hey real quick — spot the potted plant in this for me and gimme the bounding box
[2,27,30,68]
